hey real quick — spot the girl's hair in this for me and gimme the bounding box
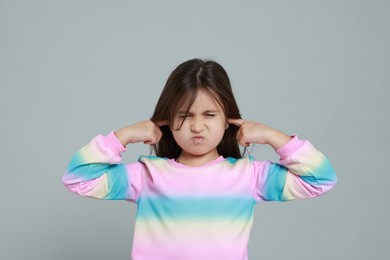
[151,58,243,159]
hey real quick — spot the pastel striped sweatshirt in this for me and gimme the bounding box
[62,132,337,260]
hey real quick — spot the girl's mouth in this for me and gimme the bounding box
[192,136,205,144]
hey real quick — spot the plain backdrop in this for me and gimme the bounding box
[1,0,389,259]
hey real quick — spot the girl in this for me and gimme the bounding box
[62,59,337,260]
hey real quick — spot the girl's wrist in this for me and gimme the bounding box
[114,128,131,147]
[265,129,292,150]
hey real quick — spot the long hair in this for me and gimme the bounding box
[150,58,243,159]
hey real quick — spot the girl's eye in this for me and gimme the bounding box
[206,114,215,117]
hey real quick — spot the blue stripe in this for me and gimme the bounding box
[299,157,337,186]
[299,175,318,186]
[136,196,255,220]
[225,157,237,164]
[67,153,111,181]
[67,153,129,200]
[106,164,129,200]
[264,164,288,201]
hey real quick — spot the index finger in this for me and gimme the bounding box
[155,120,169,127]
[227,118,244,127]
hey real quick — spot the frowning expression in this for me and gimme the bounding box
[171,89,226,165]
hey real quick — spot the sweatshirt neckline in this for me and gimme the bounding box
[167,156,225,169]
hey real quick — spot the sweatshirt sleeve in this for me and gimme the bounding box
[62,132,143,202]
[252,135,337,201]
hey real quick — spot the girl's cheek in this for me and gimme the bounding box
[172,119,188,131]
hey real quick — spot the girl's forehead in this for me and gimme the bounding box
[177,89,223,112]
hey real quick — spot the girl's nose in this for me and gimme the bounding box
[190,117,204,133]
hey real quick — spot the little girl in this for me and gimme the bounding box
[62,58,337,260]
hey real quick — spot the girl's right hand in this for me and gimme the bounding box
[114,120,168,147]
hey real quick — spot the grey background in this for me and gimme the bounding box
[1,0,389,259]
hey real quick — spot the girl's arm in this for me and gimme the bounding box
[228,119,292,149]
[228,119,337,201]
[62,121,164,201]
[114,120,166,147]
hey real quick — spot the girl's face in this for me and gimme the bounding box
[172,89,226,166]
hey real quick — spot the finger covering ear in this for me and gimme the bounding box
[155,120,169,127]
[227,118,244,127]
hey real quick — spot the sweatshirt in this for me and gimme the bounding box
[62,132,337,260]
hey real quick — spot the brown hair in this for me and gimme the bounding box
[151,58,243,159]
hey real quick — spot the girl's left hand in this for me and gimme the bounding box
[227,119,292,150]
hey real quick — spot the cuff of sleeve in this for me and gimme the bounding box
[275,135,304,160]
[105,131,127,154]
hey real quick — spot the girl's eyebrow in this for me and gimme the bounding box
[176,109,220,114]
[176,111,190,115]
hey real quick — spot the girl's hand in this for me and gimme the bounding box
[114,120,168,147]
[227,119,292,150]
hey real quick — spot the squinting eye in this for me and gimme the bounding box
[206,114,215,117]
